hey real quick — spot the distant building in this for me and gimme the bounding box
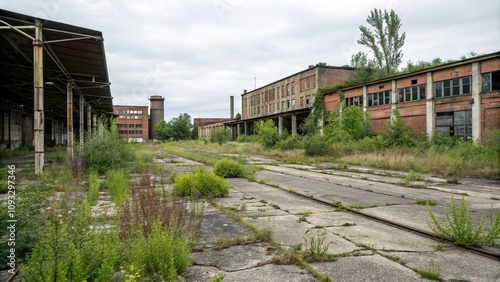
[194,118,232,138]
[149,95,165,139]
[323,51,500,141]
[113,105,149,142]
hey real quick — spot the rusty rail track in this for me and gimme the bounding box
[274,184,500,261]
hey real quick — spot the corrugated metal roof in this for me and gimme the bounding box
[0,8,113,121]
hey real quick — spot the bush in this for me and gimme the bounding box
[382,109,416,147]
[173,168,230,197]
[210,128,231,145]
[255,119,280,148]
[82,119,132,174]
[236,134,258,143]
[22,202,120,281]
[427,194,500,247]
[303,135,332,157]
[325,106,371,142]
[276,135,303,151]
[131,221,191,281]
[213,159,244,178]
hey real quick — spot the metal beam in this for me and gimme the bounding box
[87,105,92,136]
[67,81,73,160]
[79,95,84,147]
[33,20,44,174]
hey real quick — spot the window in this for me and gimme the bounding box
[291,82,295,95]
[291,99,296,108]
[287,100,290,108]
[482,71,500,92]
[136,130,142,134]
[436,110,472,140]
[345,96,363,107]
[434,76,471,98]
[398,84,426,103]
[367,90,390,107]
[286,84,291,96]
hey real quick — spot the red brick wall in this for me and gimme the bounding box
[114,105,149,140]
[480,58,500,73]
[435,95,472,113]
[343,88,363,99]
[432,65,472,81]
[367,82,392,94]
[367,105,391,133]
[395,74,427,88]
[482,91,500,136]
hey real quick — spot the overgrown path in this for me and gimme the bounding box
[177,152,500,281]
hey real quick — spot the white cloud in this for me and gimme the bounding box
[2,0,499,121]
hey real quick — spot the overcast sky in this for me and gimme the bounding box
[2,0,499,121]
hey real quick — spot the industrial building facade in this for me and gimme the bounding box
[220,52,500,142]
[223,65,354,137]
[114,105,149,142]
[324,52,500,141]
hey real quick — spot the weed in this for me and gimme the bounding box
[414,198,437,206]
[270,203,281,209]
[86,169,100,205]
[341,222,356,227]
[434,244,444,251]
[254,219,274,242]
[427,194,500,247]
[82,119,132,173]
[298,210,312,222]
[209,272,226,282]
[173,167,230,198]
[415,259,441,280]
[303,229,331,261]
[214,234,247,249]
[213,159,245,178]
[102,169,129,205]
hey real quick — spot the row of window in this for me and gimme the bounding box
[118,115,143,120]
[119,130,143,135]
[247,75,318,108]
[115,110,143,114]
[118,124,143,128]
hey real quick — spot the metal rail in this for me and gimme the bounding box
[276,184,500,261]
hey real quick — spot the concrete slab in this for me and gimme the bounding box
[246,215,314,247]
[191,243,272,271]
[195,212,249,248]
[311,254,423,282]
[325,215,437,252]
[183,264,316,282]
[393,248,500,282]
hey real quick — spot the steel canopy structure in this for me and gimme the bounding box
[0,9,113,173]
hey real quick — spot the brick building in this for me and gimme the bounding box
[113,105,149,142]
[194,118,232,138]
[225,65,354,138]
[323,52,500,141]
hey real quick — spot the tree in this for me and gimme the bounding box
[156,113,194,141]
[210,128,230,145]
[254,119,279,148]
[358,9,406,74]
[235,113,241,119]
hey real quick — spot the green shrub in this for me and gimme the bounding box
[131,221,191,281]
[236,134,258,143]
[325,106,371,142]
[303,135,332,157]
[213,159,244,178]
[0,183,53,268]
[173,168,230,197]
[382,109,416,147]
[427,194,500,247]
[210,128,231,145]
[82,119,132,174]
[255,119,280,148]
[276,135,303,151]
[22,202,120,281]
[102,169,129,205]
[0,166,8,193]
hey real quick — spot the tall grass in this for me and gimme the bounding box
[87,169,101,205]
[102,169,129,205]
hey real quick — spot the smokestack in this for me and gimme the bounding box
[230,95,234,119]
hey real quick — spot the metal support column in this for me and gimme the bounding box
[79,95,84,147]
[87,105,92,136]
[33,20,44,174]
[92,114,97,133]
[67,81,74,160]
[278,116,283,135]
